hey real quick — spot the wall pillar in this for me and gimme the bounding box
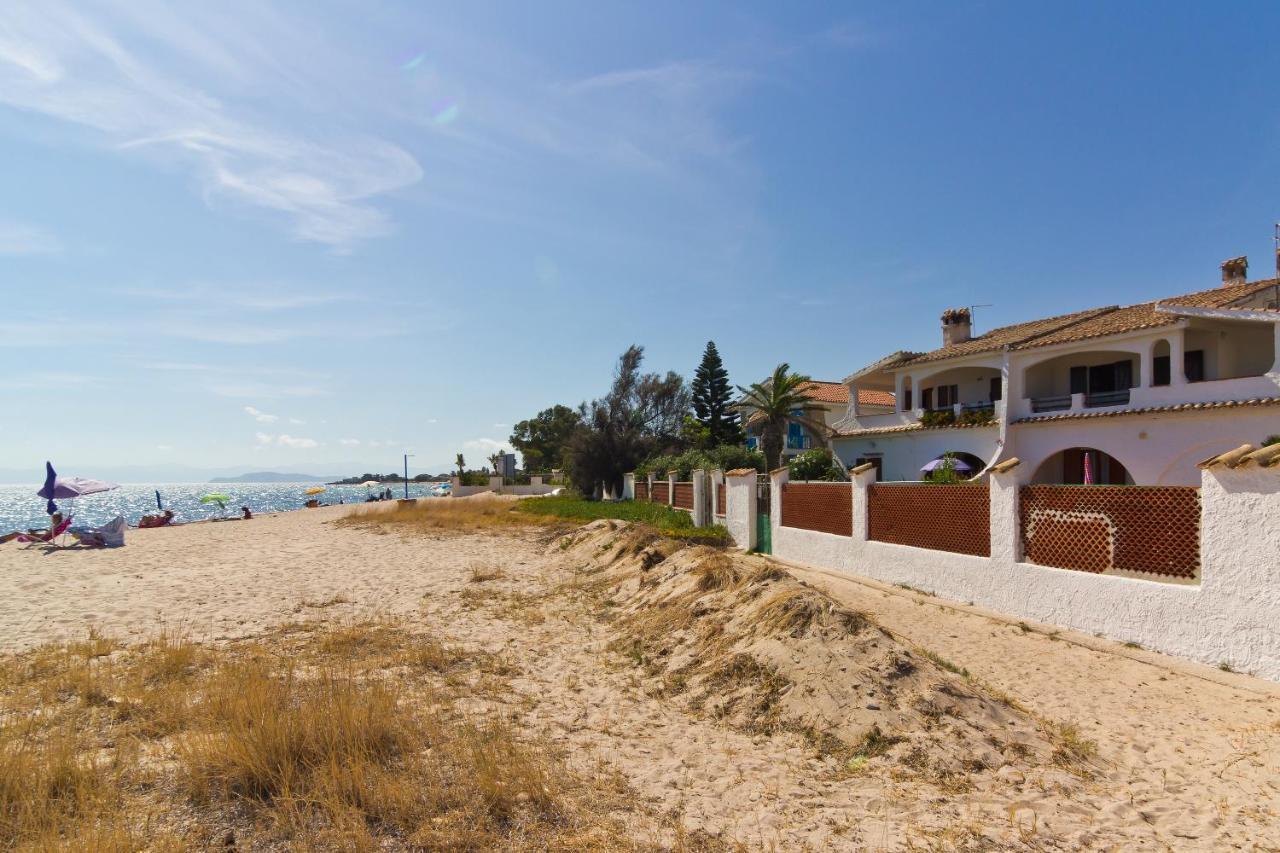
[531,475,544,487]
[724,469,756,549]
[622,472,635,501]
[1139,345,1153,388]
[691,469,707,527]
[488,475,503,494]
[711,469,725,517]
[894,373,907,412]
[770,466,789,543]
[450,476,461,493]
[667,472,677,506]
[988,465,1023,564]
[850,464,877,542]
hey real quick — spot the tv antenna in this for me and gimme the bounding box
[968,304,993,334]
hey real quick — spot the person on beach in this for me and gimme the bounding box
[241,506,252,520]
[138,509,175,528]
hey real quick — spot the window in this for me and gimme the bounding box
[933,384,959,409]
[990,376,1002,402]
[1185,350,1205,382]
[921,387,934,410]
[903,389,912,410]
[1153,355,1171,386]
[1069,365,1087,395]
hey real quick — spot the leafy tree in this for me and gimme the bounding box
[691,341,741,447]
[790,448,846,481]
[735,363,830,472]
[566,345,690,498]
[509,405,582,473]
[454,453,465,478]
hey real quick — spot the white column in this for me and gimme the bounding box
[725,470,757,550]
[711,469,725,516]
[691,469,707,527]
[850,464,877,542]
[488,475,503,492]
[667,472,676,506]
[770,466,789,544]
[988,466,1022,564]
[1139,345,1153,388]
[1169,330,1188,386]
[894,373,907,412]
[622,473,635,501]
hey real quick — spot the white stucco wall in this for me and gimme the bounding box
[766,464,1280,680]
[723,472,756,550]
[833,427,1002,482]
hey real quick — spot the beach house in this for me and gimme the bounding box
[738,380,894,462]
[832,256,1280,485]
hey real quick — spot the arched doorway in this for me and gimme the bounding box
[921,451,987,480]
[1032,448,1132,485]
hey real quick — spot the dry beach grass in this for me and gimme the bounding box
[0,498,1278,848]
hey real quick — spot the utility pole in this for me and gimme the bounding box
[403,453,414,500]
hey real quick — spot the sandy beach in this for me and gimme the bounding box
[2,503,1278,849]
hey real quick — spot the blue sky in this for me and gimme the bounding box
[2,1,1277,478]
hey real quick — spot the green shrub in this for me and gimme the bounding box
[789,448,846,481]
[1264,435,1280,447]
[919,410,956,428]
[707,445,766,473]
[957,407,996,426]
[636,445,765,479]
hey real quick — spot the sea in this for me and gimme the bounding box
[0,481,447,532]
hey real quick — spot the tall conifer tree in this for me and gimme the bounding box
[691,341,741,447]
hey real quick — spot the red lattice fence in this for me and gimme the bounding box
[868,483,990,556]
[781,483,853,537]
[716,483,726,516]
[673,482,694,510]
[1020,486,1200,579]
[651,481,670,504]
[634,481,649,501]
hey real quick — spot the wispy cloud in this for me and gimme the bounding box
[243,405,278,423]
[0,2,421,248]
[463,437,511,454]
[0,220,61,255]
[338,438,360,446]
[0,371,93,390]
[255,431,319,449]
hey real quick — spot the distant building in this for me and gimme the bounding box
[493,453,517,478]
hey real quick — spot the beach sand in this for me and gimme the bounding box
[2,504,1277,849]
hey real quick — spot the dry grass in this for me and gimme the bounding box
[754,587,867,638]
[337,496,554,537]
[0,622,649,850]
[468,563,507,583]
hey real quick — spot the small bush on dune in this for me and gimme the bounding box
[755,588,867,638]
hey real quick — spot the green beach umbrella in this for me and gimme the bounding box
[200,493,230,511]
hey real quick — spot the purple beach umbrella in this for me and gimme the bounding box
[36,461,119,514]
[920,456,972,474]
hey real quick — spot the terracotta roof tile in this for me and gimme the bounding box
[1012,396,1280,425]
[834,421,997,438]
[897,278,1280,365]
[791,381,894,408]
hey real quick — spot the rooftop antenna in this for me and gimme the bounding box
[968,304,993,335]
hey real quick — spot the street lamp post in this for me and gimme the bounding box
[403,453,414,500]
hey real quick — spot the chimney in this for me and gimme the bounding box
[940,307,972,347]
[1220,256,1248,287]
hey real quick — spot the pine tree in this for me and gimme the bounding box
[691,341,741,447]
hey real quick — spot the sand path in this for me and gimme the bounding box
[2,507,1277,849]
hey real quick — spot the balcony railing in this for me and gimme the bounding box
[1031,395,1072,413]
[785,435,813,450]
[1086,389,1131,408]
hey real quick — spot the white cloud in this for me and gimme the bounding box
[288,417,305,424]
[463,437,511,454]
[255,431,319,449]
[338,438,361,446]
[243,405,278,423]
[426,418,438,424]
[0,3,422,248]
[492,423,508,429]
[0,221,61,255]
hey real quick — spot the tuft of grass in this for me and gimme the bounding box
[917,647,969,678]
[514,495,731,544]
[1050,721,1098,769]
[693,553,741,591]
[468,563,506,583]
[756,588,867,638]
[1219,661,1235,673]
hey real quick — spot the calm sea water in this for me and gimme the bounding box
[0,482,447,532]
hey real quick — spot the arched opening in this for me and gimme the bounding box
[916,365,1002,412]
[921,451,987,480]
[1031,447,1133,485]
[1022,349,1139,411]
[1151,339,1172,386]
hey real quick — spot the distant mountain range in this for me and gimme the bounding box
[208,471,336,484]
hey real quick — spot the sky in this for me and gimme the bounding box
[1,1,1278,479]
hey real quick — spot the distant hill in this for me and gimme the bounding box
[208,472,337,484]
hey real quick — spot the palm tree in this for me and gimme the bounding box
[735,363,833,471]
[454,453,466,478]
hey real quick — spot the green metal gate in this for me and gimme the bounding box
[754,475,772,554]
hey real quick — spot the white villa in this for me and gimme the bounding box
[831,255,1280,485]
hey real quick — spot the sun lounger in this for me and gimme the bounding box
[71,516,127,548]
[15,515,73,545]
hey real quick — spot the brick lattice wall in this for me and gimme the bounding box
[634,481,649,501]
[868,483,990,556]
[651,481,670,504]
[672,482,694,510]
[781,483,853,537]
[1020,485,1200,579]
[716,483,726,516]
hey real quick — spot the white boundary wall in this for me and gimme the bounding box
[745,465,1280,681]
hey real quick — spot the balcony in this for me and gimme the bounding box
[1085,389,1130,408]
[1031,395,1072,413]
[785,435,813,451]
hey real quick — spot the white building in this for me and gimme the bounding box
[832,256,1280,485]
[738,380,894,461]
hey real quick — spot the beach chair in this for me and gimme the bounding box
[72,516,127,548]
[16,515,73,546]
